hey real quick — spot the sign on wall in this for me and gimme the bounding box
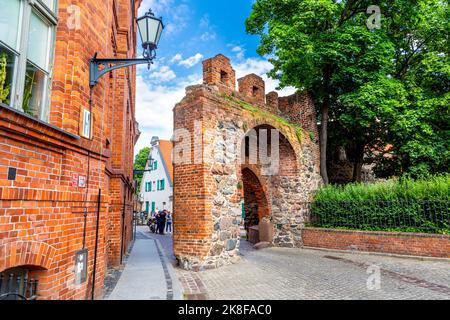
[80,109,92,139]
[74,249,88,285]
[78,175,87,188]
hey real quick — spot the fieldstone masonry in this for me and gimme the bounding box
[173,54,323,271]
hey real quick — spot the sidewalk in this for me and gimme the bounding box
[106,227,183,300]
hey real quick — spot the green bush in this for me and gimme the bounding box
[310,175,450,234]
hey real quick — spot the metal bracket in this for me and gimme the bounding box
[133,169,153,175]
[89,52,153,87]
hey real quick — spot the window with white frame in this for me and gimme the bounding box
[0,0,57,122]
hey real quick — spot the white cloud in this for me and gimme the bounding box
[134,72,202,153]
[138,0,171,16]
[196,14,217,42]
[138,0,189,36]
[199,14,210,28]
[170,53,182,63]
[199,32,216,42]
[231,46,245,60]
[148,65,176,82]
[179,53,204,68]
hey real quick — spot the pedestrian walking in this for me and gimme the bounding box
[154,211,161,234]
[158,210,167,235]
[165,211,172,233]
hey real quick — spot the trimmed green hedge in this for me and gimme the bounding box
[310,176,450,234]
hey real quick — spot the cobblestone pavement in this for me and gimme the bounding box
[147,229,450,300]
[200,242,450,300]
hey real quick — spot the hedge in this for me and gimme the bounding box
[309,175,450,234]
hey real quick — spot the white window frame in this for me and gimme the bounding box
[0,0,58,122]
[80,108,92,139]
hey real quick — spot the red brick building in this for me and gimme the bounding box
[0,0,141,299]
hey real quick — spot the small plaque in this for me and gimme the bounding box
[74,249,88,285]
[78,175,87,188]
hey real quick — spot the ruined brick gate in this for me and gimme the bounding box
[173,54,323,270]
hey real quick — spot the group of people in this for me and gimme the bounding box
[147,209,172,235]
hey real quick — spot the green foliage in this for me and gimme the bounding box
[0,53,11,104]
[23,71,36,116]
[311,175,450,234]
[246,0,450,180]
[314,175,449,201]
[134,147,151,192]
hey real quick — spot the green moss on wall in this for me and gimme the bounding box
[220,93,304,143]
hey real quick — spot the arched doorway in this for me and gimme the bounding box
[240,124,300,245]
[241,167,270,244]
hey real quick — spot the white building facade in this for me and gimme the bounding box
[140,137,173,213]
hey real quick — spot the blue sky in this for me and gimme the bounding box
[134,0,295,153]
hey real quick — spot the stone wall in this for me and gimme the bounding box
[173,54,322,270]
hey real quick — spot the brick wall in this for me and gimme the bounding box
[302,228,450,258]
[238,74,266,106]
[173,55,323,270]
[0,0,140,299]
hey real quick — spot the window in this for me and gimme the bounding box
[144,182,152,192]
[252,86,260,97]
[151,202,155,212]
[157,179,165,191]
[153,161,158,170]
[0,267,38,300]
[145,201,149,213]
[0,0,57,121]
[220,70,228,84]
[80,109,91,139]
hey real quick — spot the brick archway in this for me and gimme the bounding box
[241,167,269,236]
[173,54,323,270]
[0,241,56,272]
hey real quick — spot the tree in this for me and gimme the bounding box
[134,147,151,192]
[246,0,449,182]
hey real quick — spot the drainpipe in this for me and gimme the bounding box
[91,188,101,300]
[120,190,126,265]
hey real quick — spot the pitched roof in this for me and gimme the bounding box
[158,140,174,185]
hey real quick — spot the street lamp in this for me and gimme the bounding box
[137,9,164,59]
[89,9,164,87]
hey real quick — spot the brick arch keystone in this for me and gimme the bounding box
[0,241,56,272]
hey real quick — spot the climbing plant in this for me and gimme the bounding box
[22,70,36,116]
[0,53,11,105]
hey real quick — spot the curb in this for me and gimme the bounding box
[301,246,450,262]
[153,237,185,300]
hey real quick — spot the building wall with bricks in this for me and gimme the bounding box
[173,54,323,271]
[0,0,141,299]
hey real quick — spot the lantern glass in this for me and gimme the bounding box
[137,10,164,50]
